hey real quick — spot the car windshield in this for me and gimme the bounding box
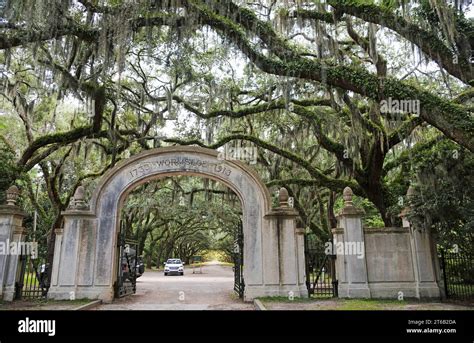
[167,259,181,264]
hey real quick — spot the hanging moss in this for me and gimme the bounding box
[0,135,20,201]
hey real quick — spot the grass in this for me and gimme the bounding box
[228,292,241,301]
[257,296,473,310]
[22,272,40,287]
[259,297,421,310]
[0,298,93,311]
[337,299,406,310]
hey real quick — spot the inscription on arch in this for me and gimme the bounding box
[127,157,233,181]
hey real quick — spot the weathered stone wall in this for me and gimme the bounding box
[364,228,417,298]
[0,186,26,301]
[333,187,441,299]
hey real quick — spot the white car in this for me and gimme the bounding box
[164,259,184,276]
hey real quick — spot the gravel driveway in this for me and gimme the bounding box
[95,263,254,310]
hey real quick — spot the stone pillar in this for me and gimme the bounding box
[3,225,27,301]
[0,186,26,301]
[401,186,441,299]
[336,187,370,298]
[265,188,308,298]
[48,186,100,301]
[295,223,307,292]
[50,228,64,288]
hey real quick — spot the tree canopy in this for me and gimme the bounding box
[0,0,473,254]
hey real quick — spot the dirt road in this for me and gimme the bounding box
[96,263,254,310]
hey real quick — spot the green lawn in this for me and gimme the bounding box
[258,297,473,310]
[22,272,40,287]
[0,298,92,311]
[337,299,407,310]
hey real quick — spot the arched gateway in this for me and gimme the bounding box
[48,147,307,302]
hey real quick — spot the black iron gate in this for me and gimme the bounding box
[14,237,49,300]
[15,253,49,300]
[304,236,338,297]
[232,220,244,298]
[114,227,139,298]
[439,250,473,302]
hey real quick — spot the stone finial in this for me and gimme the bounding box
[71,185,87,209]
[74,186,85,201]
[338,186,364,216]
[278,187,289,207]
[343,187,353,207]
[6,185,19,206]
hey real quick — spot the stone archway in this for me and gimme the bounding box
[48,146,307,302]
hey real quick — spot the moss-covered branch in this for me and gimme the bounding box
[0,13,186,50]
[382,136,446,175]
[291,8,337,25]
[327,0,473,84]
[387,117,424,149]
[285,184,328,237]
[291,104,364,176]
[266,178,361,196]
[3,0,473,152]
[18,126,137,170]
[163,134,364,195]
[190,0,474,152]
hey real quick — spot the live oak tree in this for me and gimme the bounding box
[0,0,473,249]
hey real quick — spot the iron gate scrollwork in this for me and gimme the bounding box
[14,235,49,300]
[115,227,139,298]
[233,219,244,298]
[304,235,338,297]
[15,253,49,300]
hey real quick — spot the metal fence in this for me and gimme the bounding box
[304,236,338,298]
[439,250,473,302]
[115,237,139,298]
[15,254,49,300]
[233,220,244,299]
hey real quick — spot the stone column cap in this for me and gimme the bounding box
[0,205,26,216]
[337,205,365,216]
[265,207,299,218]
[12,226,26,235]
[54,228,64,235]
